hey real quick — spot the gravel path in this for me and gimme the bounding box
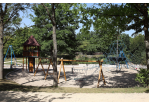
[0,91,149,102]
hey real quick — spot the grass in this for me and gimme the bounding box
[4,57,25,62]
[1,69,149,93]
[0,78,149,93]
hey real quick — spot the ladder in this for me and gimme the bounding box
[4,45,18,66]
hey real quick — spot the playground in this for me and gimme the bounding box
[3,35,147,88]
[4,63,145,88]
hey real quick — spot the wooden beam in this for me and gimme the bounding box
[38,57,52,59]
[59,59,103,63]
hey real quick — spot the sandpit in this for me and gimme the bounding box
[5,64,144,88]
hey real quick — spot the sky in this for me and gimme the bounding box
[17,2,145,37]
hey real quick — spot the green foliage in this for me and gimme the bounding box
[76,30,117,54]
[135,68,149,87]
[129,34,146,64]
[3,27,32,56]
[30,3,80,59]
[3,3,30,41]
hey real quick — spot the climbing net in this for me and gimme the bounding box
[72,64,100,81]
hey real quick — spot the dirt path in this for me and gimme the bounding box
[0,91,149,102]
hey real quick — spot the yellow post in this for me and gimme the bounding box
[62,59,67,81]
[97,59,105,88]
[97,60,102,88]
[58,58,67,83]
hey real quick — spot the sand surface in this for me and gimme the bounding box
[2,64,149,102]
[5,64,141,88]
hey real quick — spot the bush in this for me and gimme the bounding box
[135,68,149,87]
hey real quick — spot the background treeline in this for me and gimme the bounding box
[3,3,146,65]
[3,29,146,65]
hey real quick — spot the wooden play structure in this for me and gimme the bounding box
[34,57,53,80]
[22,35,105,88]
[58,58,106,88]
[23,35,54,79]
[23,35,41,72]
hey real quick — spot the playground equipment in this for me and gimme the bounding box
[4,45,18,66]
[58,58,105,88]
[23,35,41,72]
[72,64,99,81]
[34,57,53,80]
[23,35,54,79]
[104,38,136,70]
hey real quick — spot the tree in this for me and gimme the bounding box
[96,3,149,69]
[40,3,82,87]
[3,27,32,56]
[30,4,79,59]
[0,3,30,79]
[76,30,117,55]
[80,3,149,69]
[41,3,58,87]
[129,34,146,64]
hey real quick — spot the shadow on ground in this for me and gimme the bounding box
[6,68,141,88]
[58,69,141,88]
[0,91,73,102]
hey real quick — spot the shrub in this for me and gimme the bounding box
[135,68,149,87]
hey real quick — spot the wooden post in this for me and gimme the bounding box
[34,58,46,76]
[26,57,27,71]
[97,59,105,88]
[44,59,53,80]
[101,68,106,85]
[58,58,67,83]
[62,58,67,81]
[41,60,46,75]
[34,58,41,76]
[97,60,102,88]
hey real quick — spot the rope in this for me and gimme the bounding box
[73,64,100,81]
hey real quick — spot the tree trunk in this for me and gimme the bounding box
[0,16,3,79]
[144,4,149,86]
[52,3,58,87]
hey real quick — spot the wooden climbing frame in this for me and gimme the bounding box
[23,57,28,71]
[34,57,53,80]
[58,58,106,88]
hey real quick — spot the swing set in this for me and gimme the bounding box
[34,57,53,80]
[4,45,18,66]
[58,58,106,88]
